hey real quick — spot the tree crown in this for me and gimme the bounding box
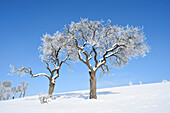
[64,18,149,74]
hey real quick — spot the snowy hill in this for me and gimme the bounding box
[0,82,170,113]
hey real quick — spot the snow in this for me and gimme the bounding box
[52,74,59,84]
[1,82,170,113]
[33,73,49,78]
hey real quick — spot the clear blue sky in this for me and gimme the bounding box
[0,0,170,96]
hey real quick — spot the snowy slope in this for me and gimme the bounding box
[0,82,170,113]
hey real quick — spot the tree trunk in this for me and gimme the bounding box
[13,92,16,99]
[19,93,22,98]
[48,82,55,96]
[23,91,25,98]
[89,71,97,99]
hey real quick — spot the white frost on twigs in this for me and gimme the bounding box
[20,81,28,90]
[39,31,78,63]
[64,18,149,75]
[9,65,28,76]
[0,81,12,100]
[9,65,50,79]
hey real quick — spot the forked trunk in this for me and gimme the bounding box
[48,82,55,96]
[89,71,97,99]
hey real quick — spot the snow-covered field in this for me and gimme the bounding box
[0,82,170,113]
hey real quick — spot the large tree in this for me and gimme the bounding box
[10,31,77,96]
[64,18,149,99]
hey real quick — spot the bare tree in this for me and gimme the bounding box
[64,18,149,99]
[9,31,77,96]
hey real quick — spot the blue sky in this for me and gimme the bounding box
[0,0,170,96]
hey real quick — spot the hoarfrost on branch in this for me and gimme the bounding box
[9,30,77,96]
[64,18,149,75]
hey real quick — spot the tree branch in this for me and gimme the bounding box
[31,73,50,79]
[59,55,69,67]
[44,60,52,73]
[92,45,98,68]
[78,50,86,64]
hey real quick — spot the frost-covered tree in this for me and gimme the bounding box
[39,32,77,95]
[17,85,23,98]
[12,82,28,99]
[0,81,12,100]
[129,81,133,86]
[9,31,77,96]
[20,81,28,97]
[0,82,6,100]
[64,18,149,99]
[11,87,18,99]
[140,81,142,85]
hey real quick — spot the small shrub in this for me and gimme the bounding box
[38,94,52,104]
[162,80,168,83]
[129,81,133,86]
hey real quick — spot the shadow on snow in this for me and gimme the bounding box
[53,91,120,100]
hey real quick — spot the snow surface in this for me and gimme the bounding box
[0,82,170,113]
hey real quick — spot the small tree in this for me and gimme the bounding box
[17,85,23,98]
[20,81,28,97]
[9,31,77,96]
[0,81,12,100]
[11,87,18,99]
[129,81,133,86]
[64,18,149,99]
[140,81,142,85]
